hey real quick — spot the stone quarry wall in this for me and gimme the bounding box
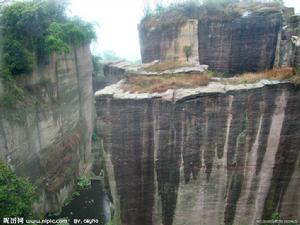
[198,11,281,73]
[139,9,300,73]
[0,79,3,95]
[274,14,300,68]
[103,62,127,86]
[139,19,199,64]
[96,83,300,225]
[0,44,94,214]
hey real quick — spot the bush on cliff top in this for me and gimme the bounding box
[0,160,37,218]
[0,0,96,107]
[0,0,96,77]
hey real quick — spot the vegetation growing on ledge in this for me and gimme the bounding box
[121,67,299,94]
[122,73,211,93]
[144,60,190,73]
[0,0,96,107]
[0,160,37,218]
[227,67,299,85]
[62,176,91,207]
[1,0,96,77]
[140,0,284,29]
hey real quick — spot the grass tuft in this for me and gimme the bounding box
[121,67,298,94]
[229,67,296,84]
[144,61,189,73]
[122,73,211,93]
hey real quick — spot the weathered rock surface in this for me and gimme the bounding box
[198,11,281,73]
[274,14,300,68]
[96,82,300,225]
[139,20,199,65]
[0,45,94,214]
[0,79,3,95]
[103,61,129,86]
[139,7,300,74]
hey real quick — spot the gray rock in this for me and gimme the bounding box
[0,45,94,214]
[96,82,300,225]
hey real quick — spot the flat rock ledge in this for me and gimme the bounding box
[95,79,290,102]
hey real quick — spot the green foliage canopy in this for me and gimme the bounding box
[0,160,37,218]
[0,0,96,77]
[92,55,103,77]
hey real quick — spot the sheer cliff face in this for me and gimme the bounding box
[139,10,300,73]
[0,45,94,214]
[274,14,300,68]
[96,83,300,225]
[139,20,199,64]
[198,12,281,73]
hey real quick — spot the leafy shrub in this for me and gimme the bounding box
[183,45,192,62]
[0,160,37,218]
[76,176,91,192]
[92,55,104,77]
[0,80,24,108]
[0,0,96,108]
[63,176,91,205]
[2,39,34,75]
[263,212,297,225]
[0,0,96,77]
[106,220,117,225]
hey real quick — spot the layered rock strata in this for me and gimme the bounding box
[139,7,300,73]
[96,81,300,225]
[0,45,94,214]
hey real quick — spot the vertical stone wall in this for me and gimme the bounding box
[274,15,300,68]
[139,20,199,64]
[96,83,300,225]
[0,44,94,214]
[198,11,281,73]
[0,79,3,95]
[139,9,300,73]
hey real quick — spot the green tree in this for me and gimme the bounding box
[92,55,103,77]
[183,45,192,62]
[0,0,96,77]
[0,160,37,218]
[155,3,166,14]
[101,50,122,62]
[2,38,34,75]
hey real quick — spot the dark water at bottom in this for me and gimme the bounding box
[49,179,110,225]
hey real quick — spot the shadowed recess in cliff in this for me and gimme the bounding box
[178,94,229,183]
[204,95,229,181]
[262,85,300,220]
[215,95,229,159]
[224,92,246,225]
[156,102,181,225]
[224,113,248,225]
[255,86,278,176]
[109,99,155,225]
[244,91,261,153]
[179,100,203,184]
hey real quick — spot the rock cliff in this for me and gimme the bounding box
[198,11,281,73]
[139,6,300,73]
[0,45,94,214]
[96,81,300,225]
[139,19,199,64]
